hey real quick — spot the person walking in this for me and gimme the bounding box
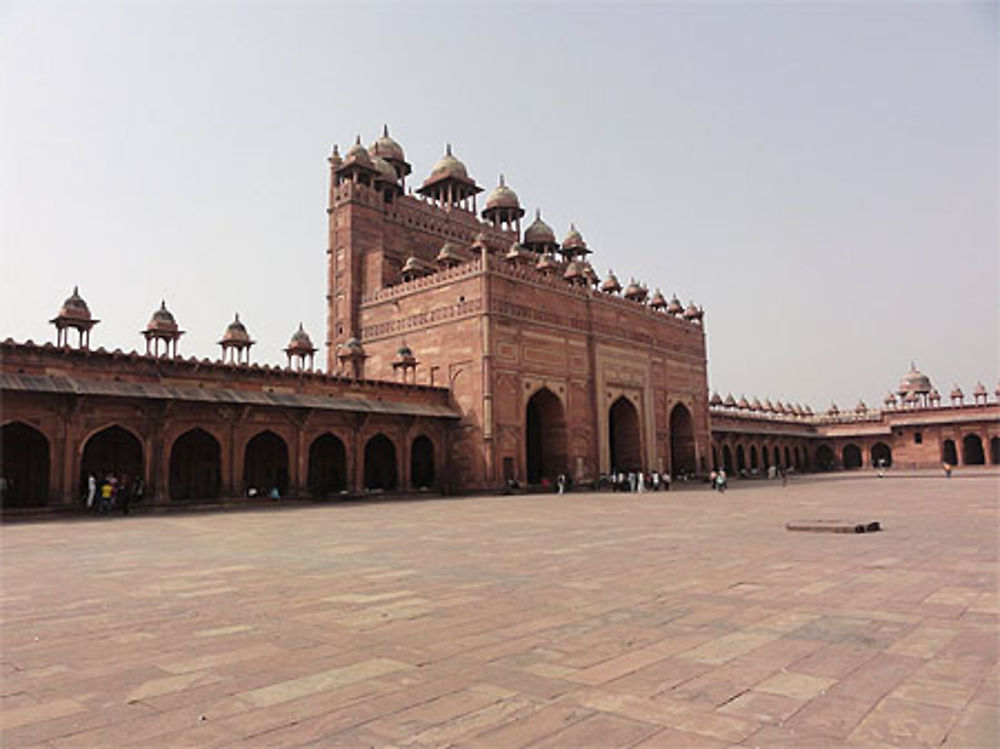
[556,473,566,495]
[86,473,97,510]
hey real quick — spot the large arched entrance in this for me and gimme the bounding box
[169,428,221,501]
[942,439,958,465]
[669,404,696,477]
[871,443,892,468]
[722,445,733,473]
[81,425,143,495]
[526,388,567,484]
[1,422,50,508]
[608,397,641,472]
[308,433,346,498]
[410,435,435,489]
[962,434,985,465]
[244,431,288,495]
[816,445,835,471]
[842,444,863,470]
[365,434,398,490]
[991,437,1000,466]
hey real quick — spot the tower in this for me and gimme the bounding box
[50,286,99,348]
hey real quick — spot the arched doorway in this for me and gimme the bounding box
[608,397,641,472]
[749,445,759,471]
[410,435,435,489]
[816,445,835,471]
[169,428,221,501]
[762,446,771,469]
[842,444,862,469]
[962,434,985,465]
[1,422,50,508]
[942,439,958,465]
[365,434,397,490]
[81,425,143,496]
[308,433,346,498]
[244,430,288,495]
[736,445,746,473]
[526,388,567,484]
[669,404,696,476]
[991,437,1000,466]
[871,443,892,468]
[722,445,733,473]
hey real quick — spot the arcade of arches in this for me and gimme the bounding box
[1,412,445,508]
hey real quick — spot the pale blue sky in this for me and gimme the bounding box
[2,1,996,408]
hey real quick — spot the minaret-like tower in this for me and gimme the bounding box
[285,323,317,371]
[142,300,183,357]
[416,144,482,212]
[50,286,99,348]
[219,313,254,364]
[481,175,525,234]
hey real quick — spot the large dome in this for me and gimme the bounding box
[344,136,372,168]
[221,313,250,343]
[147,300,178,333]
[428,144,469,181]
[523,210,556,245]
[897,362,932,395]
[484,176,520,210]
[369,125,404,163]
[57,286,91,321]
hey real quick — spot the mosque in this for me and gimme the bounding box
[1,128,998,510]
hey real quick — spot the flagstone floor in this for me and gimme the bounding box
[2,473,997,748]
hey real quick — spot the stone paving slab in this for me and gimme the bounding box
[2,473,998,748]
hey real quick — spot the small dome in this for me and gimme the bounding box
[827,403,840,415]
[328,144,342,168]
[709,392,723,406]
[147,300,178,333]
[973,382,987,396]
[344,136,372,168]
[929,388,941,401]
[950,384,964,399]
[57,286,91,321]
[683,301,700,320]
[600,270,622,294]
[898,362,932,395]
[751,397,764,412]
[369,125,404,163]
[222,313,250,343]
[623,279,643,301]
[505,242,532,263]
[737,395,750,409]
[582,262,600,286]
[764,399,775,413]
[523,210,556,245]
[371,155,398,184]
[288,323,315,351]
[723,393,736,407]
[429,144,469,181]
[484,175,521,210]
[436,241,464,266]
[401,255,423,274]
[536,253,560,273]
[667,295,683,316]
[562,224,588,253]
[856,400,868,413]
[884,391,897,405]
[396,343,413,358]
[564,259,587,282]
[649,289,667,309]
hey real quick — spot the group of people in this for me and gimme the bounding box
[604,470,672,493]
[85,473,143,514]
[708,469,729,492]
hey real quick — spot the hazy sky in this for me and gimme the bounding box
[2,1,996,409]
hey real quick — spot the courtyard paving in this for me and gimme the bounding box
[1,473,998,748]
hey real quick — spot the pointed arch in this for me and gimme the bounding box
[526,387,567,483]
[1,421,50,508]
[308,433,347,498]
[365,433,398,490]
[244,430,289,495]
[842,444,862,470]
[608,396,641,472]
[669,403,695,476]
[169,428,221,501]
[81,425,143,495]
[962,434,985,465]
[410,435,435,489]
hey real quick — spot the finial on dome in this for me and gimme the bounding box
[355,134,361,145]
[160,299,166,310]
[499,174,505,187]
[383,124,389,137]
[446,143,452,156]
[73,285,79,295]
[535,208,541,219]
